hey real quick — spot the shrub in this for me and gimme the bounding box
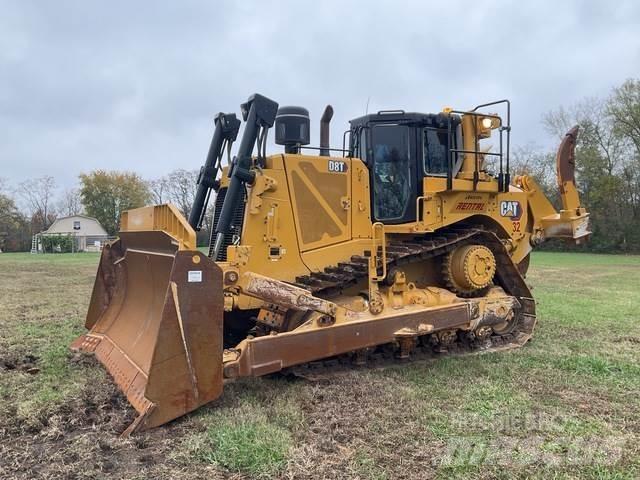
[40,234,73,253]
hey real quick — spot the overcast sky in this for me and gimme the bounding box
[1,1,639,192]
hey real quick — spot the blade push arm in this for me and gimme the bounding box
[188,112,241,230]
[211,93,278,260]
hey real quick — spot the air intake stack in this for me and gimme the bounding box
[275,106,310,154]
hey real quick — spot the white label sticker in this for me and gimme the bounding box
[328,160,348,173]
[188,270,202,283]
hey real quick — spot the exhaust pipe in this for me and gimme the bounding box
[320,105,334,157]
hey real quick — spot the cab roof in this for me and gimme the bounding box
[349,111,461,129]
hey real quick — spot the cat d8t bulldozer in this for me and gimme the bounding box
[71,93,589,434]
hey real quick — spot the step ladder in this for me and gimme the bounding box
[30,234,39,254]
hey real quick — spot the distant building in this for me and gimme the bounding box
[33,214,110,253]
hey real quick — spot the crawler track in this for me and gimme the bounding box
[288,227,537,377]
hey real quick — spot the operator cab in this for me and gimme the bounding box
[349,111,463,224]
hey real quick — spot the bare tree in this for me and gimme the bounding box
[543,97,624,176]
[510,144,558,208]
[165,169,198,219]
[511,144,554,180]
[608,78,640,156]
[58,188,84,216]
[148,177,169,204]
[19,176,57,231]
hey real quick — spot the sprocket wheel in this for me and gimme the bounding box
[443,244,496,297]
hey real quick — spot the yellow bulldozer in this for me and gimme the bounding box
[71,94,589,434]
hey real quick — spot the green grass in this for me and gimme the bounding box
[365,251,640,477]
[190,413,292,477]
[179,379,306,477]
[0,251,101,265]
[0,250,639,478]
[0,252,102,425]
[351,449,389,480]
[11,319,89,416]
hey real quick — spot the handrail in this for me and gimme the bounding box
[447,99,511,193]
[415,196,426,225]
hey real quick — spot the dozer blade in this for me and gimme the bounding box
[71,231,223,434]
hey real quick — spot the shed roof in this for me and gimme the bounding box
[44,215,109,236]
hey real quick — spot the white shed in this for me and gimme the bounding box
[36,215,110,252]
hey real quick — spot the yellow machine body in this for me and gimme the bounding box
[72,101,589,433]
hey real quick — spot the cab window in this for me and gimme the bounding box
[359,128,368,163]
[350,127,369,163]
[424,128,450,175]
[371,124,411,221]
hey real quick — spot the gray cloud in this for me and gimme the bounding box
[1,0,639,190]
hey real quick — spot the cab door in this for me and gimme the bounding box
[368,123,417,224]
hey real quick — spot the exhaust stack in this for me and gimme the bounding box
[320,105,334,156]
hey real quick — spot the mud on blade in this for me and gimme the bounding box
[71,231,224,434]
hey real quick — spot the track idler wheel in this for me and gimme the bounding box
[444,244,496,296]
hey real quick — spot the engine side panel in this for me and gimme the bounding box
[285,155,352,251]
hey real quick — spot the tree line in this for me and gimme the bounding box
[0,169,213,252]
[1,79,639,253]
[511,78,640,252]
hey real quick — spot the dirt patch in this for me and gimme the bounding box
[0,358,211,480]
[616,335,640,344]
[1,353,40,374]
[268,371,444,479]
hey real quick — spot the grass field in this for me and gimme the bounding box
[0,251,639,479]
